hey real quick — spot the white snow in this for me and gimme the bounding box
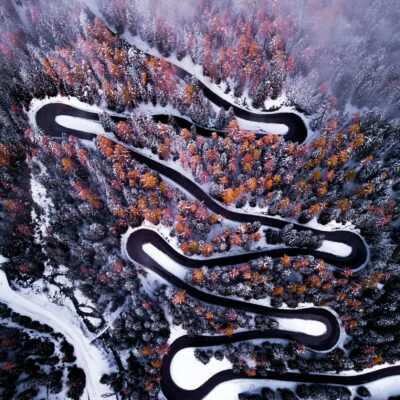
[235,116,288,134]
[171,347,232,390]
[30,165,54,238]
[362,375,400,399]
[0,268,115,400]
[87,316,103,328]
[278,318,326,336]
[142,242,187,279]
[74,288,97,308]
[201,380,297,400]
[318,240,352,257]
[55,115,106,134]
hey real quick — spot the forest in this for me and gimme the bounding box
[0,0,399,399]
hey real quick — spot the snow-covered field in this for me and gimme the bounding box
[55,115,106,134]
[171,347,233,390]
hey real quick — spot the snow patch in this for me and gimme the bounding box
[170,347,232,390]
[0,255,9,264]
[142,242,187,279]
[30,167,54,237]
[278,318,326,336]
[55,115,106,134]
[318,240,352,257]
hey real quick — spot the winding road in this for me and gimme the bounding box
[37,102,368,273]
[30,9,395,396]
[37,101,299,142]
[35,97,400,400]
[124,36,308,143]
[33,99,379,399]
[163,62,308,143]
[125,228,340,352]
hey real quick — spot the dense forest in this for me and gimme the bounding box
[0,0,399,399]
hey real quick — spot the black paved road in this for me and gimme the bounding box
[37,102,229,138]
[126,228,339,352]
[124,39,307,143]
[36,102,298,141]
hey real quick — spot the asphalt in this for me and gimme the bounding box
[36,101,301,141]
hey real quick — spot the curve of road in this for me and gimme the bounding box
[126,39,308,144]
[34,100,373,399]
[125,227,340,352]
[80,5,308,145]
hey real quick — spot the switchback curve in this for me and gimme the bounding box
[150,52,308,143]
[125,227,340,352]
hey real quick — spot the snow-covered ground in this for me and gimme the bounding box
[30,161,54,239]
[0,267,115,399]
[317,240,352,257]
[171,347,232,390]
[55,115,106,134]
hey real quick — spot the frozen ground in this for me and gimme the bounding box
[171,347,233,390]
